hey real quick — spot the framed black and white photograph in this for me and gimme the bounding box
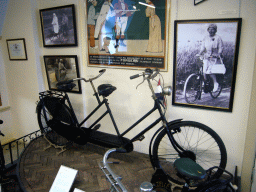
[43,55,81,93]
[86,0,170,71]
[194,0,207,6]
[6,38,27,60]
[172,18,242,112]
[40,4,78,47]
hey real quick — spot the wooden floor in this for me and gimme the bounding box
[17,136,157,192]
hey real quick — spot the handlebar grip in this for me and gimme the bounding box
[116,148,127,153]
[151,68,159,79]
[99,69,106,73]
[57,79,74,85]
[130,74,140,79]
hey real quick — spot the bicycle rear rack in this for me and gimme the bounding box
[39,90,66,100]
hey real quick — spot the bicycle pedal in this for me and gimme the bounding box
[135,135,145,141]
[92,124,101,131]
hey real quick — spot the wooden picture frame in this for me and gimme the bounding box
[43,55,81,93]
[40,4,78,47]
[172,18,242,112]
[86,0,170,71]
[6,38,27,60]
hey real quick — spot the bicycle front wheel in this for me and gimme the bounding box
[37,100,74,146]
[152,121,227,185]
[184,74,201,104]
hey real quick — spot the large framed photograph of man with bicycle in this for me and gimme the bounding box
[172,18,242,112]
[39,4,78,47]
[86,0,170,71]
[43,55,82,94]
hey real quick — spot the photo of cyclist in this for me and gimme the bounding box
[197,23,224,93]
[172,19,242,111]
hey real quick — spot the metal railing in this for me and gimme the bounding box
[2,130,42,167]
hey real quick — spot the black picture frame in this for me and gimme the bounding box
[39,4,78,47]
[194,0,207,5]
[172,18,242,112]
[43,55,81,94]
[6,38,27,60]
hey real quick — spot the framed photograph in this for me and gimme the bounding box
[6,38,27,60]
[194,0,207,5]
[43,55,81,93]
[39,4,78,47]
[172,18,242,112]
[86,0,170,71]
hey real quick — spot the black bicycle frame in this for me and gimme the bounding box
[62,80,184,155]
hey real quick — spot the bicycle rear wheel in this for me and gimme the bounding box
[152,121,227,186]
[37,99,74,146]
[184,74,201,103]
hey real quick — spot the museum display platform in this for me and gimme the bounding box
[17,136,155,192]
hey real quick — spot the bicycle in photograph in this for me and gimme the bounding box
[183,55,224,104]
[36,68,227,187]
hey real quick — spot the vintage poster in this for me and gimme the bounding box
[86,0,169,70]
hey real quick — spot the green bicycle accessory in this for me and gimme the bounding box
[174,158,206,180]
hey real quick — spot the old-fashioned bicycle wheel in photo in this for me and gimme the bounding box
[172,18,242,112]
[39,4,78,47]
[43,55,82,94]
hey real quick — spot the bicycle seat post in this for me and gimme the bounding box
[90,80,101,104]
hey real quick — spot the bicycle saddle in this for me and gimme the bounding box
[174,158,206,180]
[98,84,116,97]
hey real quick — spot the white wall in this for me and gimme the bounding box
[0,39,14,144]
[0,0,40,138]
[0,1,255,191]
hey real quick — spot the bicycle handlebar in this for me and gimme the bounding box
[58,69,106,85]
[130,68,159,80]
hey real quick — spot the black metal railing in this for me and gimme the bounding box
[2,130,42,167]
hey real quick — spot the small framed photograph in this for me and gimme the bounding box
[43,55,81,93]
[172,18,242,112]
[6,38,27,60]
[194,0,206,5]
[39,4,78,47]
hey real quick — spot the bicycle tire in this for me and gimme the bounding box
[37,99,74,146]
[152,121,227,186]
[184,74,201,104]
